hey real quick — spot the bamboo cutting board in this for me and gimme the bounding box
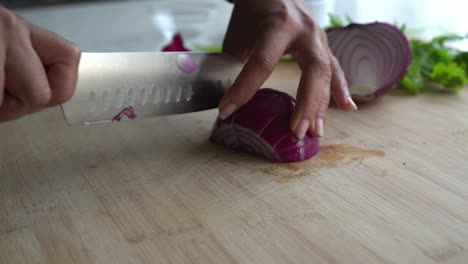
[1,62,468,264]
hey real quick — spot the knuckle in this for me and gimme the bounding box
[28,91,51,109]
[319,97,330,110]
[63,42,82,64]
[302,16,317,32]
[0,7,19,32]
[271,3,289,23]
[317,29,328,43]
[314,100,329,119]
[288,16,304,33]
[300,50,331,77]
[315,56,332,75]
[251,51,276,73]
[54,89,74,105]
[270,4,302,32]
[315,112,325,119]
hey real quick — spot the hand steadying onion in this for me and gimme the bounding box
[326,22,411,103]
[160,36,319,163]
[162,24,410,163]
[210,89,320,163]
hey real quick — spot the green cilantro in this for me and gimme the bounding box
[198,45,222,52]
[428,62,467,91]
[326,13,353,30]
[455,52,468,75]
[399,61,425,94]
[399,35,468,93]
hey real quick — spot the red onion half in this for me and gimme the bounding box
[327,22,411,103]
[210,88,320,163]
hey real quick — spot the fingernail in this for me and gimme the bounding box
[219,103,237,120]
[315,118,324,137]
[347,96,358,111]
[295,119,310,140]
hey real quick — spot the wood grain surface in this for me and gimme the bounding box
[1,62,468,264]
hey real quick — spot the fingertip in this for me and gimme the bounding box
[347,96,358,111]
[295,118,310,140]
[219,103,237,120]
[313,117,324,137]
[334,95,358,112]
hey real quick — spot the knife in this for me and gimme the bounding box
[60,52,243,125]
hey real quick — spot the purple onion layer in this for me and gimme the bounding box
[210,88,320,163]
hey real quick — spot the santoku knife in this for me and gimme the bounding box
[60,52,243,125]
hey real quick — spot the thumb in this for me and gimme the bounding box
[29,23,81,106]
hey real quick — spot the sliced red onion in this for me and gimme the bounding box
[161,33,191,52]
[210,88,320,163]
[327,22,411,103]
[112,107,137,122]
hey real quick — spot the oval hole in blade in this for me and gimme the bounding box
[184,84,193,101]
[152,85,160,104]
[164,86,171,103]
[128,87,137,106]
[175,85,182,102]
[102,90,111,111]
[89,91,97,112]
[115,88,124,109]
[140,86,149,106]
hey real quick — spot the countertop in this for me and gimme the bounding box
[1,62,468,263]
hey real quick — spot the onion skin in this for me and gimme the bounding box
[327,22,411,103]
[210,88,320,163]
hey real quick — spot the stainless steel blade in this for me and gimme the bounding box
[60,52,243,125]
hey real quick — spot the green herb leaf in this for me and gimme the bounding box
[428,62,468,91]
[398,35,468,93]
[327,13,346,29]
[431,33,465,47]
[399,62,425,94]
[455,52,468,75]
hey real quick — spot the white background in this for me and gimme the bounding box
[12,0,468,52]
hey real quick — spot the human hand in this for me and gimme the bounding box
[0,7,81,122]
[219,0,357,139]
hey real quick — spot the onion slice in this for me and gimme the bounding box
[327,22,411,103]
[210,88,320,163]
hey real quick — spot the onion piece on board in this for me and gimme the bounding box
[327,22,411,103]
[210,88,320,163]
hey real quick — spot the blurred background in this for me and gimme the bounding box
[2,0,467,52]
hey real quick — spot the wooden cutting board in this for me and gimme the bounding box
[1,62,468,264]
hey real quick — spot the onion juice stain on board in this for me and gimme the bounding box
[259,144,385,183]
[312,145,385,169]
[261,164,309,183]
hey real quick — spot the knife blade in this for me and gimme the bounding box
[60,52,243,125]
